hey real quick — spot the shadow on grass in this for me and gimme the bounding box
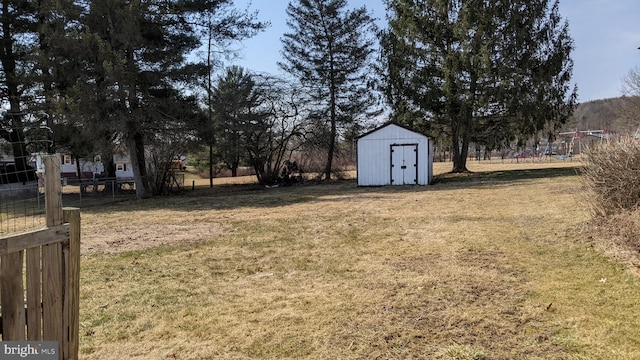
[74,166,582,214]
[433,166,582,188]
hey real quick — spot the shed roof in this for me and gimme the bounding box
[356,122,429,140]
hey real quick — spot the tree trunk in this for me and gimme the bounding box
[207,26,214,188]
[325,53,338,181]
[209,141,214,187]
[126,125,150,199]
[231,160,238,177]
[101,147,116,178]
[451,123,470,173]
[75,158,82,181]
[324,125,336,181]
[1,11,31,184]
[100,148,116,194]
[8,126,31,183]
[249,157,266,185]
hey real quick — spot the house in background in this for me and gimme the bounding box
[58,154,104,179]
[25,148,183,184]
[33,152,125,181]
[113,152,134,179]
[356,123,433,186]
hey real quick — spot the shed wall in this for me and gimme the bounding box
[357,124,432,186]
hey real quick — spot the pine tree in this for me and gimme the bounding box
[212,66,257,177]
[280,0,379,180]
[382,0,577,172]
[1,0,265,195]
[72,0,265,198]
[1,1,50,180]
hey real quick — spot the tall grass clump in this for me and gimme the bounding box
[581,135,640,257]
[581,136,640,217]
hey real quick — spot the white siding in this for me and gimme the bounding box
[58,154,105,177]
[113,153,134,179]
[357,124,433,186]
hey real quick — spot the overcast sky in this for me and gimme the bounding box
[230,0,640,103]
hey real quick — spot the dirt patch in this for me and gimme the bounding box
[81,223,226,254]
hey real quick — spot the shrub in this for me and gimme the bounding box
[581,136,640,217]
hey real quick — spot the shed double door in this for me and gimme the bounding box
[390,144,418,185]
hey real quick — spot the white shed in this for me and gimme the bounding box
[356,123,433,186]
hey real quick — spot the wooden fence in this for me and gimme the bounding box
[0,155,80,360]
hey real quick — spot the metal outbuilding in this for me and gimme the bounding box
[356,123,433,186]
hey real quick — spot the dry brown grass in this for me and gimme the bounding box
[581,136,640,217]
[76,159,640,359]
[579,137,640,278]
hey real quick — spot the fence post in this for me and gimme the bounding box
[0,156,79,359]
[63,208,80,360]
[0,250,25,339]
[43,155,64,360]
[26,246,42,341]
[45,155,63,228]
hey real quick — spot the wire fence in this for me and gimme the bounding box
[0,159,146,237]
[59,172,185,207]
[60,177,137,208]
[0,119,53,235]
[0,184,45,236]
[0,154,82,359]
[0,160,46,236]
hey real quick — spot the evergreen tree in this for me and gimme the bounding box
[212,66,257,177]
[280,0,380,180]
[382,0,577,172]
[0,1,66,181]
[72,0,265,198]
[0,0,265,194]
[195,2,268,187]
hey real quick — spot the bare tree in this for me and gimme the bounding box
[245,75,307,186]
[622,66,640,130]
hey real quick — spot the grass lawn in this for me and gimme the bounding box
[77,160,640,359]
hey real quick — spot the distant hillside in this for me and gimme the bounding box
[563,96,640,134]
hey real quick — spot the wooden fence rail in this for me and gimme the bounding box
[0,155,80,360]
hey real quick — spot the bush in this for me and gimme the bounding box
[581,136,640,217]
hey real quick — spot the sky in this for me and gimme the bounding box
[231,0,640,103]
